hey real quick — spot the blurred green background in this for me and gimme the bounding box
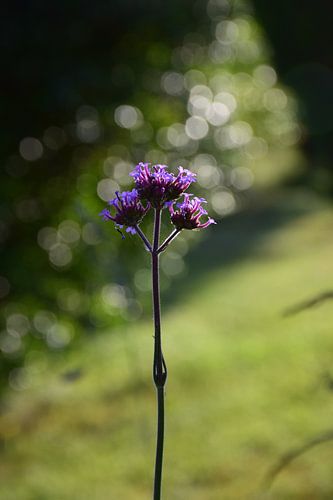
[1,0,333,498]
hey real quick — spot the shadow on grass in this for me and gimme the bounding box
[162,190,317,308]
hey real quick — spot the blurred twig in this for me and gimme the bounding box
[283,290,333,316]
[261,429,333,492]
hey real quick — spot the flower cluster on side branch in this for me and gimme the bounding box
[169,194,216,230]
[99,188,149,234]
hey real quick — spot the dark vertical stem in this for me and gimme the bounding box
[152,208,167,500]
[154,386,164,497]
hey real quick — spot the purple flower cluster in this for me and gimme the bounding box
[169,194,216,230]
[100,189,149,234]
[99,163,215,235]
[130,163,196,208]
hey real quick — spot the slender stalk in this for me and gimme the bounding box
[152,208,167,500]
[157,228,181,254]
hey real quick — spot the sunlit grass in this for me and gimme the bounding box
[1,190,333,499]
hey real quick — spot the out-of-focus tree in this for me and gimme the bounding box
[0,0,301,391]
[252,0,333,194]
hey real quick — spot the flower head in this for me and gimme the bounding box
[169,194,216,230]
[99,189,149,234]
[130,163,196,208]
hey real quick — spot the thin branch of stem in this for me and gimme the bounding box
[135,224,152,252]
[151,208,167,500]
[157,228,181,254]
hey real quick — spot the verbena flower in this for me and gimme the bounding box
[169,193,216,230]
[130,162,196,208]
[99,189,149,234]
[98,160,217,500]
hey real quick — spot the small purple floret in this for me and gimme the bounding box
[130,162,196,208]
[99,189,149,234]
[169,194,216,230]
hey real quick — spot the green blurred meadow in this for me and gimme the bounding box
[1,190,333,499]
[2,0,333,498]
